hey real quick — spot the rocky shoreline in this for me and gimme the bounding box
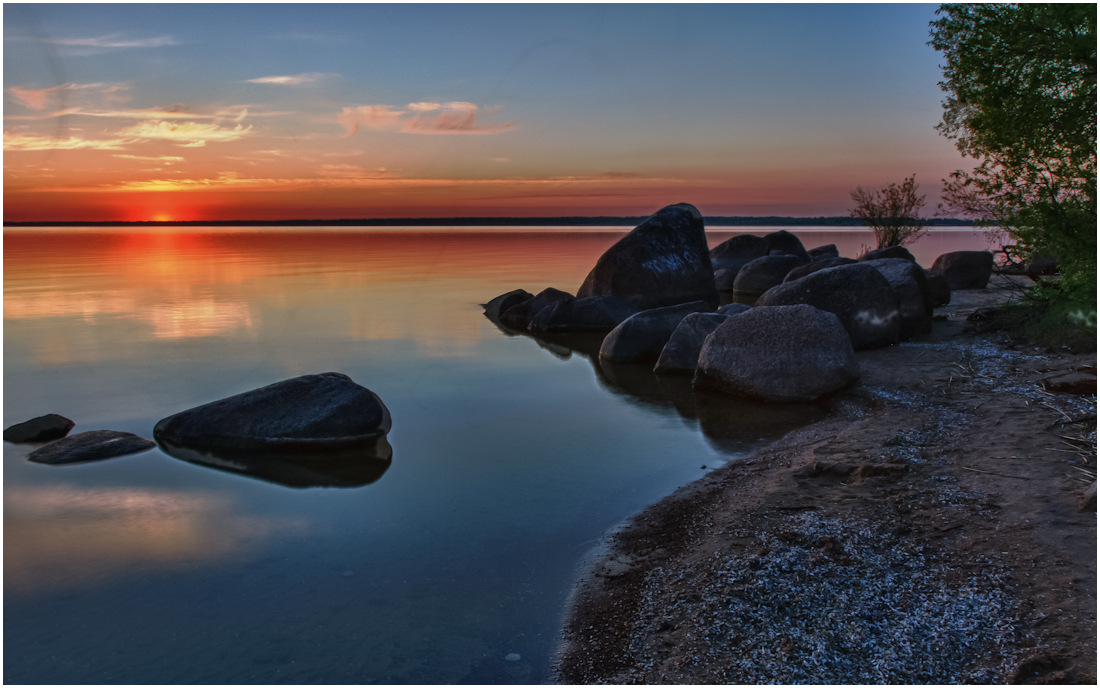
[555,278,1096,684]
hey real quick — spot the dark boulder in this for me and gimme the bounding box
[860,246,917,263]
[4,414,75,443]
[709,234,768,273]
[654,312,731,374]
[528,295,637,333]
[808,244,840,260]
[599,300,712,363]
[931,250,994,289]
[154,372,392,456]
[756,263,901,349]
[28,430,156,465]
[926,271,952,306]
[714,268,737,292]
[783,257,857,283]
[717,302,752,317]
[731,254,807,305]
[483,289,533,322]
[862,258,933,339]
[499,287,572,331]
[764,230,811,262]
[577,203,718,310]
[694,304,860,403]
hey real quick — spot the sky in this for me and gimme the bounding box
[3,2,971,222]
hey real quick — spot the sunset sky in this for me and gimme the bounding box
[3,3,968,222]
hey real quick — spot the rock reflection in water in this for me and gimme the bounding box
[527,331,828,456]
[157,435,393,488]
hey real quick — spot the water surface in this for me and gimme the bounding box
[3,226,997,683]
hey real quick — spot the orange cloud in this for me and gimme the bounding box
[6,82,129,111]
[339,101,513,136]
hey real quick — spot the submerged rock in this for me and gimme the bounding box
[528,294,637,333]
[694,305,859,403]
[158,435,393,488]
[483,289,534,323]
[28,430,156,465]
[154,372,391,455]
[577,203,718,310]
[4,414,75,443]
[499,287,573,331]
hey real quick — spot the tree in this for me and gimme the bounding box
[849,174,927,249]
[929,3,1096,306]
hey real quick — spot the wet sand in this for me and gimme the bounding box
[556,276,1097,684]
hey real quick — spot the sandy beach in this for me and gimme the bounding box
[556,276,1096,684]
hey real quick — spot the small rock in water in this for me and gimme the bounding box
[504,653,522,662]
[4,414,75,443]
[28,430,156,465]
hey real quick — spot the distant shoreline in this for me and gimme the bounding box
[4,216,979,228]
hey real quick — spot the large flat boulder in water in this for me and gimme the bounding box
[4,413,75,443]
[154,372,391,455]
[577,203,717,310]
[694,305,860,403]
[28,430,156,465]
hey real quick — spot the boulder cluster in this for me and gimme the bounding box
[4,372,393,488]
[485,203,995,403]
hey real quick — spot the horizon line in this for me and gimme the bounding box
[4,215,979,228]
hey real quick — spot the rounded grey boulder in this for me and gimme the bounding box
[653,312,732,375]
[599,300,712,363]
[694,305,860,403]
[783,257,856,283]
[577,203,718,310]
[862,258,934,339]
[756,263,901,350]
[731,254,809,305]
[931,250,994,290]
[709,234,769,273]
[154,372,391,455]
[499,287,572,331]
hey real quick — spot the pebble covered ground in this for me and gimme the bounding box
[556,280,1096,684]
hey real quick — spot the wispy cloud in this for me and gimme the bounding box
[6,82,129,111]
[113,154,186,164]
[116,121,254,147]
[339,101,514,136]
[3,132,134,151]
[247,73,334,86]
[47,34,178,49]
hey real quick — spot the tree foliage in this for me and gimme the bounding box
[849,174,927,249]
[930,3,1096,305]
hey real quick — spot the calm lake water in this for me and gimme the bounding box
[4,226,998,684]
